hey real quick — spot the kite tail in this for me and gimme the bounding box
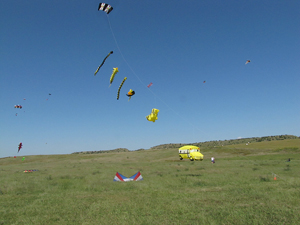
[117,77,127,100]
[94,67,100,76]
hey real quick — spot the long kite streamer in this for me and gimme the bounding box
[117,77,127,100]
[94,51,113,75]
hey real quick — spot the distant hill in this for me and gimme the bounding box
[150,135,300,150]
[73,148,129,154]
[73,135,299,154]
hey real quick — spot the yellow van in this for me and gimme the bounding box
[179,145,203,161]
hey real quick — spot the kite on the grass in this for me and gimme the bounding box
[18,142,22,153]
[117,77,127,100]
[98,3,113,14]
[113,171,143,182]
[94,51,113,75]
[245,60,251,65]
[146,108,159,122]
[126,89,135,101]
[109,67,118,87]
[24,170,38,173]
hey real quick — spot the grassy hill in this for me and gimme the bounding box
[150,134,299,150]
[0,138,299,224]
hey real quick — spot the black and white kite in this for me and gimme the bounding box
[98,3,113,14]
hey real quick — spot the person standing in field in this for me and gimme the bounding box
[211,157,215,164]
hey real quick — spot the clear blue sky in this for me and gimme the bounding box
[1,0,299,158]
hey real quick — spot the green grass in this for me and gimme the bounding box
[1,139,300,224]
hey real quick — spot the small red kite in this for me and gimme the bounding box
[18,142,23,153]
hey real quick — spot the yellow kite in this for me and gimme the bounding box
[126,89,135,101]
[109,67,118,87]
[146,108,159,122]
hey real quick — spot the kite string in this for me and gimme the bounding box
[106,15,205,134]
[106,15,146,87]
[106,15,165,103]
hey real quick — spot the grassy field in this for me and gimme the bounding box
[1,139,300,225]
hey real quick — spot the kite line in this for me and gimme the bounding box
[106,15,205,134]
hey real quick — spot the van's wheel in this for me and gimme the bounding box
[190,158,194,161]
[179,157,183,160]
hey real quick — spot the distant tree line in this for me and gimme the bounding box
[72,135,299,153]
[150,135,299,150]
[73,148,129,154]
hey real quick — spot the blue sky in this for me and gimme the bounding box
[1,0,299,158]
